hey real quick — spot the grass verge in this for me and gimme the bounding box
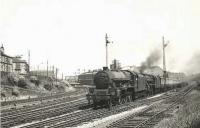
[155,85,200,128]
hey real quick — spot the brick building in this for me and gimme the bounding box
[30,70,54,77]
[110,59,121,70]
[0,45,13,73]
[12,56,29,75]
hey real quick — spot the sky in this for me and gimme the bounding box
[0,0,200,76]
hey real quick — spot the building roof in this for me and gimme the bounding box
[12,57,27,63]
[30,70,54,73]
[79,71,98,75]
[0,51,13,58]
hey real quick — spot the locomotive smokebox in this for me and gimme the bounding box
[103,67,109,71]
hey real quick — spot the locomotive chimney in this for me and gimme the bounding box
[103,67,109,71]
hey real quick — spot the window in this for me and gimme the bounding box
[15,63,21,70]
[1,64,3,71]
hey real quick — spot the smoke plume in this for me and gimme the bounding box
[140,49,161,73]
[185,52,200,74]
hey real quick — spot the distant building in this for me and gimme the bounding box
[167,72,186,80]
[143,66,164,76]
[30,70,55,78]
[78,71,97,85]
[0,45,13,73]
[13,56,29,75]
[65,76,78,83]
[110,59,121,70]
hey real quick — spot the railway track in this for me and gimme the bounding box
[1,89,88,128]
[1,89,86,115]
[107,84,194,128]
[14,85,191,128]
[1,88,87,107]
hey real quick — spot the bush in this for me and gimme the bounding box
[12,87,19,97]
[18,78,27,88]
[197,81,200,87]
[44,84,53,91]
[30,76,40,85]
[35,80,40,86]
[8,75,18,86]
[57,85,65,92]
[1,92,6,98]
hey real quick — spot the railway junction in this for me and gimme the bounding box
[1,79,199,128]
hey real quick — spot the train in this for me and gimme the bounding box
[86,67,187,109]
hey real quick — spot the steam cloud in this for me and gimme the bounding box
[140,49,161,73]
[185,52,200,74]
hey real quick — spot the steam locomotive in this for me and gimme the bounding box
[86,67,185,109]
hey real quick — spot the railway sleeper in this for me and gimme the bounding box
[119,126,135,128]
[122,122,142,126]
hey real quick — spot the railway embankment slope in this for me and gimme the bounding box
[1,73,74,102]
[154,81,200,128]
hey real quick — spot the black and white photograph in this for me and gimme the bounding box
[0,0,200,128]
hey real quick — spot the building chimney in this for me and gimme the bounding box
[103,67,109,71]
[0,44,4,53]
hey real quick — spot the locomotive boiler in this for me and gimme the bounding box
[92,67,134,107]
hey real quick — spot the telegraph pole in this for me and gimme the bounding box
[52,65,54,85]
[47,60,48,78]
[52,66,55,77]
[28,50,30,72]
[56,68,58,84]
[37,65,39,77]
[105,33,112,67]
[162,36,169,91]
